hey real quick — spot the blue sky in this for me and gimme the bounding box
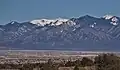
[0,0,120,24]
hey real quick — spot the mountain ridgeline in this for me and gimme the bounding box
[0,15,120,50]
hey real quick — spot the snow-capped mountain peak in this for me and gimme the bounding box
[30,19,55,26]
[30,18,71,26]
[103,15,119,26]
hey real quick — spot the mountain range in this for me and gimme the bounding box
[0,15,120,51]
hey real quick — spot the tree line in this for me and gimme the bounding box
[0,53,120,70]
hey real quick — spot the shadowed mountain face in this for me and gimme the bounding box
[0,15,120,51]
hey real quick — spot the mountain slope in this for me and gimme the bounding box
[0,15,120,51]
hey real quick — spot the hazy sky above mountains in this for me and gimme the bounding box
[0,0,120,24]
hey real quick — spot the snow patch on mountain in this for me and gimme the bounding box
[11,21,16,24]
[90,22,97,28]
[110,17,119,25]
[103,15,114,20]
